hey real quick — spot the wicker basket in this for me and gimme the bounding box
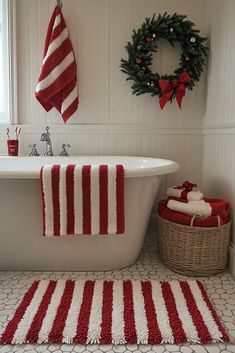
[157,215,231,276]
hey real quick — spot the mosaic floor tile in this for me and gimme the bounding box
[0,230,235,353]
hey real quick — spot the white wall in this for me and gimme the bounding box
[0,0,207,190]
[203,0,235,276]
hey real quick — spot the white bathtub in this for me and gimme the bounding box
[0,156,178,271]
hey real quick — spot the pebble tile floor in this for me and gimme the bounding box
[0,230,235,353]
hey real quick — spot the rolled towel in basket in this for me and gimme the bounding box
[167,187,203,201]
[167,197,230,218]
[158,200,230,227]
[167,199,212,217]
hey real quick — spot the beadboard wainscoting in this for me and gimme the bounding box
[15,0,208,126]
[203,132,235,277]
[0,124,203,198]
[203,0,235,276]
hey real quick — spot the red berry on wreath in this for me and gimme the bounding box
[135,57,142,64]
[185,55,190,61]
[145,36,152,43]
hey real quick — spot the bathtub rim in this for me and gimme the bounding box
[0,155,179,179]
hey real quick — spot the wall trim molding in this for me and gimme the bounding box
[204,124,235,135]
[8,0,18,124]
[0,124,203,135]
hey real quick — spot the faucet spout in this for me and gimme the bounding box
[41,127,53,156]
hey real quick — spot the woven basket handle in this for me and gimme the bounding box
[190,215,221,227]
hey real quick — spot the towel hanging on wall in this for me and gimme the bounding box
[35,4,78,123]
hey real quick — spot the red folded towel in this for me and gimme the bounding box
[158,200,230,227]
[204,197,230,217]
[167,196,230,218]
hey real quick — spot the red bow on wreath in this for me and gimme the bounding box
[158,71,192,110]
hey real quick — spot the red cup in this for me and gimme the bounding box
[7,139,19,156]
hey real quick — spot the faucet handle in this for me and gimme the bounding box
[29,144,40,156]
[59,144,71,156]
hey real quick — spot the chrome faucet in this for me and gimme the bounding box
[40,126,53,156]
[29,144,40,156]
[59,144,71,156]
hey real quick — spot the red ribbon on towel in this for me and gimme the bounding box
[159,71,192,110]
[174,180,198,192]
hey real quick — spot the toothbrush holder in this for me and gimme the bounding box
[7,139,19,156]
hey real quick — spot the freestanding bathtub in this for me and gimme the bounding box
[0,156,178,271]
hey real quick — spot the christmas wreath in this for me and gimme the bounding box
[120,13,208,109]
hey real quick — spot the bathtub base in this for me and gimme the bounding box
[0,176,161,271]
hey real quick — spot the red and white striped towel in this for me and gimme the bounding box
[40,164,125,237]
[35,5,78,124]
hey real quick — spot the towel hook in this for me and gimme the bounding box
[56,0,63,8]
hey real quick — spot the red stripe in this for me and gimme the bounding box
[36,62,76,102]
[82,165,91,234]
[181,190,188,199]
[48,280,75,342]
[74,280,95,343]
[99,165,108,234]
[26,281,57,343]
[0,281,39,344]
[62,97,79,124]
[40,167,46,236]
[42,6,61,57]
[123,280,137,343]
[141,281,162,344]
[51,165,61,236]
[100,281,113,344]
[66,164,75,235]
[62,77,77,101]
[48,13,66,45]
[180,281,212,343]
[161,282,187,343]
[116,165,125,234]
[39,39,72,82]
[42,6,66,64]
[197,280,229,342]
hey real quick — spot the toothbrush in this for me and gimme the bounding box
[18,128,21,139]
[6,128,10,140]
[15,127,21,140]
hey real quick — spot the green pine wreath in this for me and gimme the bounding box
[120,13,208,109]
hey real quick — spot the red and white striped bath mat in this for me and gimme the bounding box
[0,280,228,345]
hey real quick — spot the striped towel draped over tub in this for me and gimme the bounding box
[40,165,125,237]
